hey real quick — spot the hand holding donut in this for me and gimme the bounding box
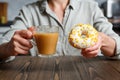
[69,23,100,58]
[81,35,102,58]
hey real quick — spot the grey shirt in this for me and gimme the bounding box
[0,0,120,61]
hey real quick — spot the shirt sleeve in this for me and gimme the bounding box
[0,56,15,63]
[93,3,120,59]
[0,5,33,62]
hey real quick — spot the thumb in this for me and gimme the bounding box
[19,30,33,39]
[28,26,36,34]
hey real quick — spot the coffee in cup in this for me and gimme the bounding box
[33,25,59,56]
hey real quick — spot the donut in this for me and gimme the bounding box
[69,23,98,49]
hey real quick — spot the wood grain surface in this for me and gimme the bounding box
[0,56,120,80]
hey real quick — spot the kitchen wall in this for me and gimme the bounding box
[0,0,105,21]
[0,0,37,21]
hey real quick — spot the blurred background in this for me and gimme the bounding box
[0,0,37,21]
[0,0,120,35]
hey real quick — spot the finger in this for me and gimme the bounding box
[82,53,97,58]
[82,47,100,55]
[9,41,29,55]
[28,27,35,32]
[12,34,33,48]
[15,41,32,51]
[81,49,99,58]
[16,30,33,39]
[13,41,29,54]
[84,35,102,52]
[85,42,101,52]
[14,46,29,55]
[81,51,98,58]
[28,27,36,35]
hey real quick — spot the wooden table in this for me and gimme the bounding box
[0,56,120,80]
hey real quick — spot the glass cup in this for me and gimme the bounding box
[33,25,59,57]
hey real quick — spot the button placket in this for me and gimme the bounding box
[62,7,72,55]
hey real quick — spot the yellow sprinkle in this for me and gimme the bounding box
[75,38,79,43]
[69,35,73,38]
[74,44,77,47]
[72,30,76,34]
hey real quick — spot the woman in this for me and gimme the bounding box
[0,0,120,62]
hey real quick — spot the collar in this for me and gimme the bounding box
[69,0,78,10]
[38,0,47,13]
[39,0,79,13]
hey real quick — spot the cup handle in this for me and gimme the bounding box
[30,39,36,46]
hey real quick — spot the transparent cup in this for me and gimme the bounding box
[33,25,59,57]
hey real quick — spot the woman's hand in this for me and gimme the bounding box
[81,35,102,58]
[6,27,34,56]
